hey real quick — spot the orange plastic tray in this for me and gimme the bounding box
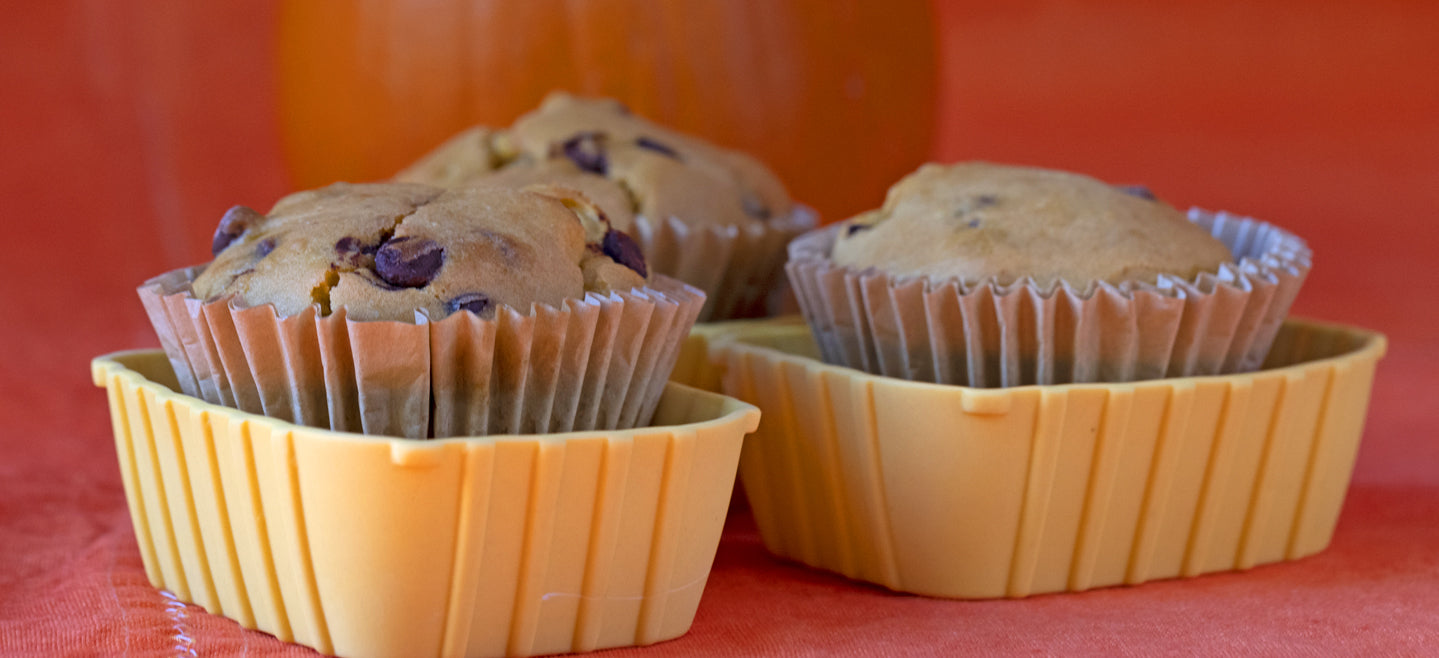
[92,350,760,658]
[670,319,795,394]
[710,317,1384,598]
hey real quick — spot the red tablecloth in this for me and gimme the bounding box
[4,1,1438,655]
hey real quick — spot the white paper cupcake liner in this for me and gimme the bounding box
[634,207,815,322]
[786,209,1311,387]
[139,267,705,438]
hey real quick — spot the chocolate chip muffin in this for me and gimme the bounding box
[502,93,792,229]
[831,162,1234,288]
[393,126,500,187]
[395,92,817,321]
[192,181,646,322]
[399,94,790,229]
[788,161,1311,386]
[140,181,704,438]
[465,160,639,234]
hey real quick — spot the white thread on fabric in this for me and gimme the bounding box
[160,590,198,657]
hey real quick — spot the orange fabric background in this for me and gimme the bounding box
[2,1,1437,655]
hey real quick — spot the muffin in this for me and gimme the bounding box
[192,182,646,320]
[788,162,1311,386]
[140,181,705,438]
[396,92,816,321]
[831,163,1234,286]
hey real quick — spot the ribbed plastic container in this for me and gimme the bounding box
[711,318,1384,598]
[92,350,760,658]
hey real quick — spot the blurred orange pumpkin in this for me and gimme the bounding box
[276,0,937,223]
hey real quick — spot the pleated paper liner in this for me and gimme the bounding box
[92,349,760,658]
[710,318,1384,598]
[635,206,815,322]
[787,209,1311,387]
[138,266,705,439]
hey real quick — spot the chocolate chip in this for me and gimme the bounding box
[255,238,276,258]
[601,229,648,278]
[334,236,362,255]
[557,132,608,175]
[967,219,981,229]
[636,136,681,160]
[845,222,871,236]
[445,293,492,316]
[1115,184,1157,201]
[212,205,264,255]
[375,236,445,288]
[335,236,381,266]
[741,193,771,220]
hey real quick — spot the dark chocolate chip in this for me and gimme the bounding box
[255,238,276,258]
[636,136,681,160]
[967,219,981,229]
[557,132,608,175]
[335,236,381,266]
[845,222,871,236]
[1115,184,1157,201]
[375,236,445,288]
[741,193,771,220]
[212,205,264,255]
[445,293,492,316]
[601,229,648,278]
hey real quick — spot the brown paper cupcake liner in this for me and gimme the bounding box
[634,206,815,322]
[139,267,705,438]
[786,209,1311,387]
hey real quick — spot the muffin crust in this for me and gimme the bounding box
[830,162,1233,287]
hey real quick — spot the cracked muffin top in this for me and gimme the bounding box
[190,181,648,322]
[829,162,1234,288]
[395,92,793,230]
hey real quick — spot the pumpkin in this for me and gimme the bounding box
[276,0,937,223]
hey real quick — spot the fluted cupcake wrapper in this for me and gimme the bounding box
[634,207,815,322]
[139,267,705,438]
[786,209,1311,387]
